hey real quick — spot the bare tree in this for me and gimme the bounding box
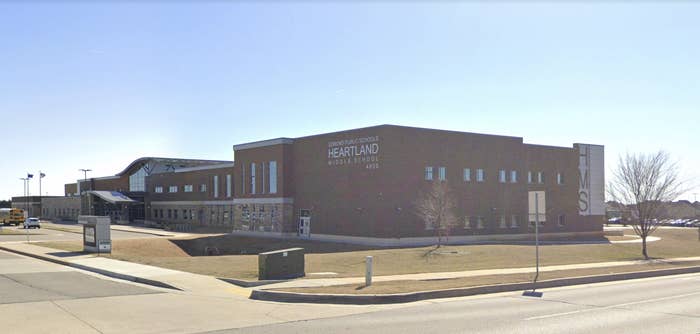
[608,151,684,259]
[415,180,458,248]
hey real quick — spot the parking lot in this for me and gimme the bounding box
[0,222,164,243]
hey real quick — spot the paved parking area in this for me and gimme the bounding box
[0,250,159,305]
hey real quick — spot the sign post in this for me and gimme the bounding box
[524,191,544,298]
[365,256,373,287]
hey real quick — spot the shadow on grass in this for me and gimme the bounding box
[169,235,387,257]
[47,251,87,258]
[168,234,615,257]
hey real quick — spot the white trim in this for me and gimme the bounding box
[173,163,234,173]
[77,175,121,182]
[150,200,235,206]
[232,197,294,205]
[233,138,293,151]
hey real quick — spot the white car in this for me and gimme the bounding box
[24,217,40,229]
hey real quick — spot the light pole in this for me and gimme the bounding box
[79,169,92,194]
[19,177,28,215]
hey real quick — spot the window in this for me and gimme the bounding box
[425,166,433,180]
[182,209,188,220]
[464,216,471,229]
[527,171,532,184]
[438,167,446,181]
[154,186,163,193]
[250,163,256,194]
[537,171,544,184]
[169,186,178,193]
[173,209,178,219]
[241,165,246,194]
[226,174,232,198]
[159,209,163,218]
[476,169,484,182]
[269,161,277,194]
[499,215,507,228]
[167,209,172,218]
[510,170,517,183]
[557,173,563,185]
[153,209,158,218]
[129,166,148,192]
[511,215,519,228]
[476,216,485,229]
[214,175,219,198]
[463,168,471,182]
[558,214,566,227]
[499,170,506,183]
[184,185,193,192]
[200,184,206,192]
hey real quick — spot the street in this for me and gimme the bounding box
[0,223,163,243]
[2,225,700,334]
[0,249,400,333]
[212,273,700,334]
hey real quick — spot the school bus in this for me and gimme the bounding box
[0,208,25,226]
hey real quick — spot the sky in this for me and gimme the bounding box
[0,1,698,201]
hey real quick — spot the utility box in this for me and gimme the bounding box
[258,248,305,280]
[78,215,111,254]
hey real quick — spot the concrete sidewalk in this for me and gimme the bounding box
[0,242,251,299]
[260,255,700,290]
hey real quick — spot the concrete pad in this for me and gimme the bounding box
[0,301,99,334]
[55,291,401,334]
[4,272,160,300]
[0,275,69,304]
[0,258,73,274]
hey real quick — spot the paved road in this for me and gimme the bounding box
[0,224,158,242]
[0,250,401,333]
[211,273,700,334]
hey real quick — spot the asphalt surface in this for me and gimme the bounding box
[211,273,700,334]
[0,250,159,305]
[0,224,158,242]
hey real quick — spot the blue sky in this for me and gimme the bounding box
[1,2,698,201]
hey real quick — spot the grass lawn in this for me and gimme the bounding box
[35,228,700,281]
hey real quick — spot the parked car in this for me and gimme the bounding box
[24,217,40,229]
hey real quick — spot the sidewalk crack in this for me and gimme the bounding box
[51,300,104,334]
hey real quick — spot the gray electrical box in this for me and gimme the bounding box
[258,248,305,280]
[79,215,111,254]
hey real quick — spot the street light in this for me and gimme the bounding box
[79,169,92,194]
[19,177,28,214]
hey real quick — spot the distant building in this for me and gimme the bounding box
[17,125,605,245]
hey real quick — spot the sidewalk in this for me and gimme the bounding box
[260,254,700,290]
[0,242,251,299]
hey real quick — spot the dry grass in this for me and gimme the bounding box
[275,260,700,295]
[0,228,40,235]
[35,228,700,281]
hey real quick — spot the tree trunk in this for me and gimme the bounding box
[642,235,649,260]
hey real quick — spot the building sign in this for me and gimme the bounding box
[576,144,605,216]
[84,226,96,247]
[327,136,380,169]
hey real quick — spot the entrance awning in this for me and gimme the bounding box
[87,191,138,204]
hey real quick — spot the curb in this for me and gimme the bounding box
[218,277,290,288]
[0,244,182,291]
[250,265,700,305]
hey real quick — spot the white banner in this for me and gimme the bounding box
[576,144,605,216]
